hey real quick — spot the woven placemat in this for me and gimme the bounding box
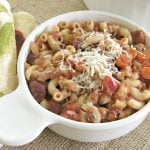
[2,0,150,149]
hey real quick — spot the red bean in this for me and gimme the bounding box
[48,100,60,114]
[29,80,46,102]
[27,52,36,64]
[132,30,145,44]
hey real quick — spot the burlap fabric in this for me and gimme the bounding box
[2,0,150,149]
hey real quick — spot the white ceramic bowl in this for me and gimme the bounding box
[0,11,150,146]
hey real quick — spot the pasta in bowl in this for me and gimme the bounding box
[25,19,150,123]
[0,11,150,145]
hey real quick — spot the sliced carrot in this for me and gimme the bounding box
[141,66,150,79]
[135,51,150,66]
[116,54,132,69]
[128,48,137,58]
[143,58,150,67]
[142,51,150,66]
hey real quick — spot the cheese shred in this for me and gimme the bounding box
[59,31,127,90]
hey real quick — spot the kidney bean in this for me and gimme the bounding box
[48,100,60,114]
[132,30,145,44]
[27,52,36,64]
[29,80,46,102]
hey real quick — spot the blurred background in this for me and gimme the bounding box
[84,0,150,32]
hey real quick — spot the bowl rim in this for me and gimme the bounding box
[18,10,150,130]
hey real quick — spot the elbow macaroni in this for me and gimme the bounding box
[48,35,60,51]
[80,102,102,123]
[48,79,59,95]
[86,20,94,31]
[130,87,150,101]
[127,99,145,110]
[58,21,69,29]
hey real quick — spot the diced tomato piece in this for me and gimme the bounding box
[141,51,150,66]
[102,76,119,96]
[60,111,80,121]
[60,112,70,119]
[15,30,25,55]
[143,59,150,67]
[116,54,132,69]
[63,101,80,112]
[63,69,76,79]
[128,48,137,58]
[143,51,150,58]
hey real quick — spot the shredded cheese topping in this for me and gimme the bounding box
[59,31,126,90]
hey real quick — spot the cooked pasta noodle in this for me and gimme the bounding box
[40,99,49,109]
[53,91,64,102]
[86,20,94,31]
[99,22,108,32]
[30,42,40,56]
[51,25,60,32]
[48,35,60,51]
[72,22,81,29]
[26,65,38,80]
[48,79,59,96]
[127,99,145,110]
[58,21,69,29]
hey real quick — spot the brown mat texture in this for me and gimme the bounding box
[2,0,150,149]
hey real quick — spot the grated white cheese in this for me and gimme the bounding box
[59,31,127,90]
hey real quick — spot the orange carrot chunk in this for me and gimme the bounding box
[128,48,137,58]
[116,54,132,69]
[141,66,150,79]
